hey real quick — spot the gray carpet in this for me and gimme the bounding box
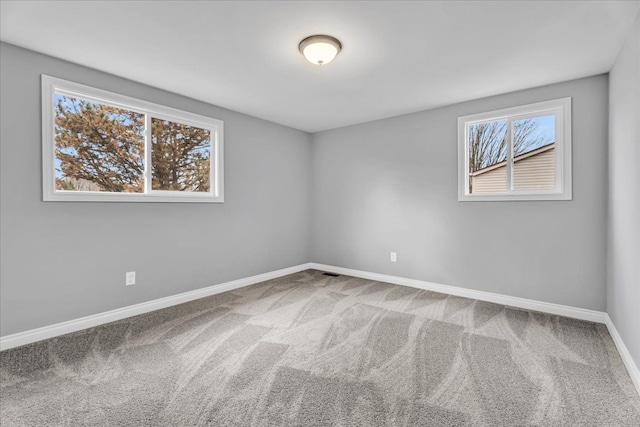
[1,269,639,426]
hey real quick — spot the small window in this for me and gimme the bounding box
[42,75,223,202]
[458,98,571,201]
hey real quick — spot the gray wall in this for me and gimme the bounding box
[0,41,622,340]
[0,43,313,336]
[608,13,640,368]
[311,75,609,311]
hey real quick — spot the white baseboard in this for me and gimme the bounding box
[604,315,640,396]
[0,263,313,351]
[310,263,608,323]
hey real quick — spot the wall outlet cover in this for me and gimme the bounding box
[125,271,136,286]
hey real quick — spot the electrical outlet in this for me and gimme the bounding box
[125,271,136,286]
[390,252,397,262]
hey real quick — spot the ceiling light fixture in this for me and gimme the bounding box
[299,35,342,66]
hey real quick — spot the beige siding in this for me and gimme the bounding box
[471,167,506,193]
[471,147,555,193]
[513,147,555,189]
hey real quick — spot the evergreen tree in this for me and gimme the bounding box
[151,118,210,192]
[55,95,145,192]
[54,95,211,193]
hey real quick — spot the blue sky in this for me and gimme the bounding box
[530,114,555,144]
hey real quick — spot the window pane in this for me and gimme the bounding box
[468,120,507,194]
[54,94,145,193]
[513,115,555,190]
[151,118,211,192]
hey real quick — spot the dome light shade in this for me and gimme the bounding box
[299,35,342,66]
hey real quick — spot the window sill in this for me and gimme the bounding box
[43,192,224,203]
[458,191,572,202]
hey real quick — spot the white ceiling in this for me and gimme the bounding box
[1,1,639,133]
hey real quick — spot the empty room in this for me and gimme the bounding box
[1,1,639,425]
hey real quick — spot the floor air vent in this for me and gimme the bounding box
[322,272,340,277]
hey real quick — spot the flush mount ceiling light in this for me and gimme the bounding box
[298,35,342,66]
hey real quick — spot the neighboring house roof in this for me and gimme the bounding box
[471,142,555,176]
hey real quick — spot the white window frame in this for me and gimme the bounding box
[42,75,224,203]
[457,97,571,202]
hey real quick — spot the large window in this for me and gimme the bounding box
[458,98,571,201]
[42,75,224,202]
